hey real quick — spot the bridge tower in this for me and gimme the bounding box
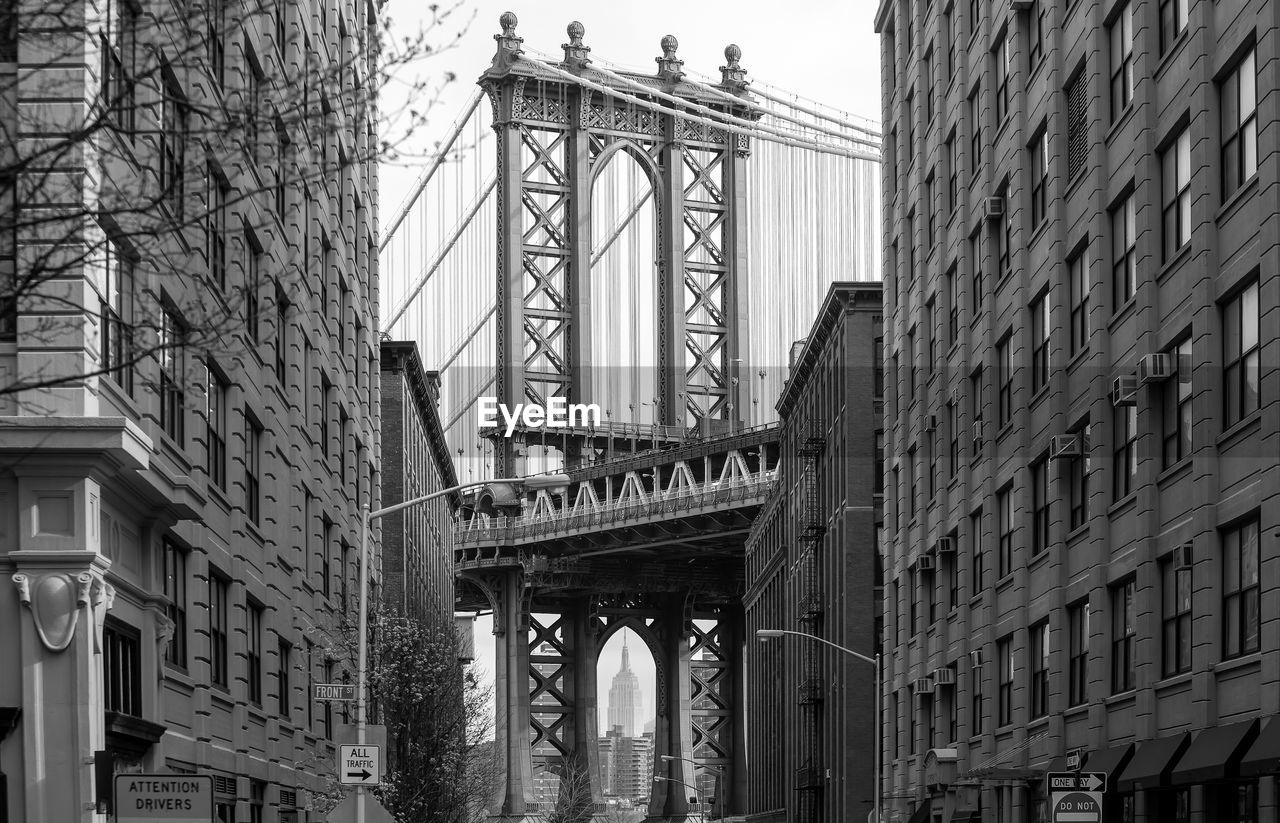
[461,17,777,822]
[481,13,759,476]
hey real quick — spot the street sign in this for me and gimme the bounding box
[1066,748,1084,770]
[338,744,381,786]
[1051,790,1103,823]
[1048,772,1106,793]
[315,683,356,701]
[114,774,213,822]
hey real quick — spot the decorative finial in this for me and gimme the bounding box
[491,11,523,70]
[661,35,679,59]
[499,11,518,36]
[567,21,584,45]
[656,35,684,82]
[720,43,748,91]
[724,44,742,66]
[563,20,590,69]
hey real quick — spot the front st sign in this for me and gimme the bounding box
[338,744,382,786]
[114,774,213,822]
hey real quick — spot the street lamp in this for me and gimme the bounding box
[756,628,882,823]
[658,756,722,821]
[353,472,569,823]
[652,774,706,822]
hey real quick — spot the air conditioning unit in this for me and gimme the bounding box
[1138,353,1175,384]
[936,536,957,554]
[926,414,939,432]
[918,554,937,572]
[913,676,936,695]
[1111,374,1139,407]
[972,420,985,451]
[983,197,1005,222]
[949,388,960,406]
[1172,542,1193,570]
[969,648,983,667]
[934,666,957,686]
[1051,433,1083,460]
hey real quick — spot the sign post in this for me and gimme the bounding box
[339,744,382,786]
[114,774,213,823]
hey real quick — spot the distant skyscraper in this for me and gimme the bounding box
[607,635,644,737]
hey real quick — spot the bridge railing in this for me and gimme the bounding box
[456,469,778,545]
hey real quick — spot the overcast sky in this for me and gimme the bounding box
[381,0,884,727]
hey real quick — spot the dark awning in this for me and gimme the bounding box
[1084,743,1134,785]
[1116,733,1189,792]
[907,800,932,823]
[1041,755,1071,773]
[1172,719,1259,784]
[948,809,980,823]
[1242,715,1280,777]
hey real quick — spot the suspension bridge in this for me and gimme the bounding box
[376,13,882,821]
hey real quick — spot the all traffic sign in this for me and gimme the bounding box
[1052,790,1102,823]
[315,683,356,701]
[338,744,382,786]
[1048,772,1106,792]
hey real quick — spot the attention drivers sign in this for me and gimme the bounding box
[114,774,213,822]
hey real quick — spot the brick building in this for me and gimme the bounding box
[744,281,885,823]
[0,0,381,821]
[378,340,457,625]
[875,0,1278,821]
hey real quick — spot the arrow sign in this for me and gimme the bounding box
[1048,772,1107,793]
[338,744,381,786]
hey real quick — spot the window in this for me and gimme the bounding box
[924,47,936,123]
[994,34,1011,124]
[1223,516,1260,658]
[890,128,900,192]
[245,413,261,525]
[1068,424,1090,530]
[101,238,135,393]
[1067,600,1089,706]
[1218,781,1259,823]
[1159,0,1187,53]
[970,509,985,595]
[323,660,335,738]
[1161,128,1191,260]
[907,212,917,282]
[1065,73,1088,179]
[947,267,959,347]
[875,432,885,494]
[277,638,292,718]
[1027,0,1045,68]
[306,640,316,730]
[0,3,15,62]
[969,0,980,36]
[1109,3,1134,121]
[970,655,984,735]
[160,310,186,442]
[946,663,959,741]
[206,364,227,489]
[275,121,290,222]
[1030,129,1049,228]
[1031,293,1049,393]
[274,0,287,57]
[101,0,138,132]
[910,566,921,634]
[245,53,263,155]
[946,536,959,610]
[926,174,937,241]
[1030,620,1049,718]
[926,298,937,377]
[159,79,188,214]
[1031,460,1049,555]
[163,540,188,667]
[947,401,959,478]
[1161,556,1192,676]
[248,602,264,704]
[997,336,1013,427]
[1221,48,1257,200]
[209,570,229,689]
[1157,788,1190,823]
[1111,194,1136,307]
[103,619,142,716]
[207,0,225,87]
[1223,280,1260,427]
[206,166,228,289]
[997,486,1013,578]
[340,541,351,608]
[908,325,918,393]
[338,410,349,479]
[970,367,984,457]
[274,283,289,385]
[997,635,1013,726]
[249,780,266,823]
[245,243,261,343]
[0,173,14,338]
[946,9,956,82]
[970,233,983,316]
[995,190,1010,280]
[968,87,982,176]
[946,133,958,212]
[1162,338,1193,466]
[1111,578,1136,693]
[1113,405,1137,500]
[321,517,333,597]
[1069,249,1089,355]
[319,375,333,454]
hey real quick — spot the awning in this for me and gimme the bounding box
[1172,719,1259,784]
[1041,755,1071,773]
[1083,743,1134,785]
[907,800,932,823]
[948,809,980,823]
[1116,733,1189,792]
[1242,715,1280,776]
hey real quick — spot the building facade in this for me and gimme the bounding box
[875,0,1278,821]
[607,638,645,738]
[0,0,381,820]
[378,340,457,625]
[744,282,885,823]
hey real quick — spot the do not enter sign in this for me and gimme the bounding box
[1052,791,1103,823]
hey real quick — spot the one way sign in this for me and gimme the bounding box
[1048,772,1106,793]
[338,744,381,786]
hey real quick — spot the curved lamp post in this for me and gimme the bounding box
[658,756,723,821]
[652,774,706,822]
[756,628,882,823]
[354,473,569,823]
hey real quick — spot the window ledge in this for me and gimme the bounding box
[1063,703,1088,720]
[1216,174,1260,225]
[1027,547,1052,571]
[1156,458,1193,488]
[996,421,1015,444]
[1156,241,1193,285]
[243,519,266,547]
[1065,346,1091,374]
[995,571,1016,592]
[1063,167,1089,202]
[1029,384,1050,410]
[1066,523,1089,545]
[1213,652,1261,676]
[1153,670,1193,694]
[1217,410,1262,450]
[1027,217,1052,249]
[1027,56,1047,86]
[1108,295,1139,331]
[1104,104,1137,147]
[1104,690,1137,708]
[1108,492,1138,519]
[1155,30,1191,81]
[207,482,232,514]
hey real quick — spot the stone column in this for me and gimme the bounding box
[495,570,534,818]
[568,598,604,806]
[648,594,695,821]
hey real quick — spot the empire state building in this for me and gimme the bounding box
[607,636,644,737]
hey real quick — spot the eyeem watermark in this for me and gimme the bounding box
[478,397,601,437]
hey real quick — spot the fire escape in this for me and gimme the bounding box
[794,418,825,823]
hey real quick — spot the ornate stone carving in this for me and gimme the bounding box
[12,571,96,652]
